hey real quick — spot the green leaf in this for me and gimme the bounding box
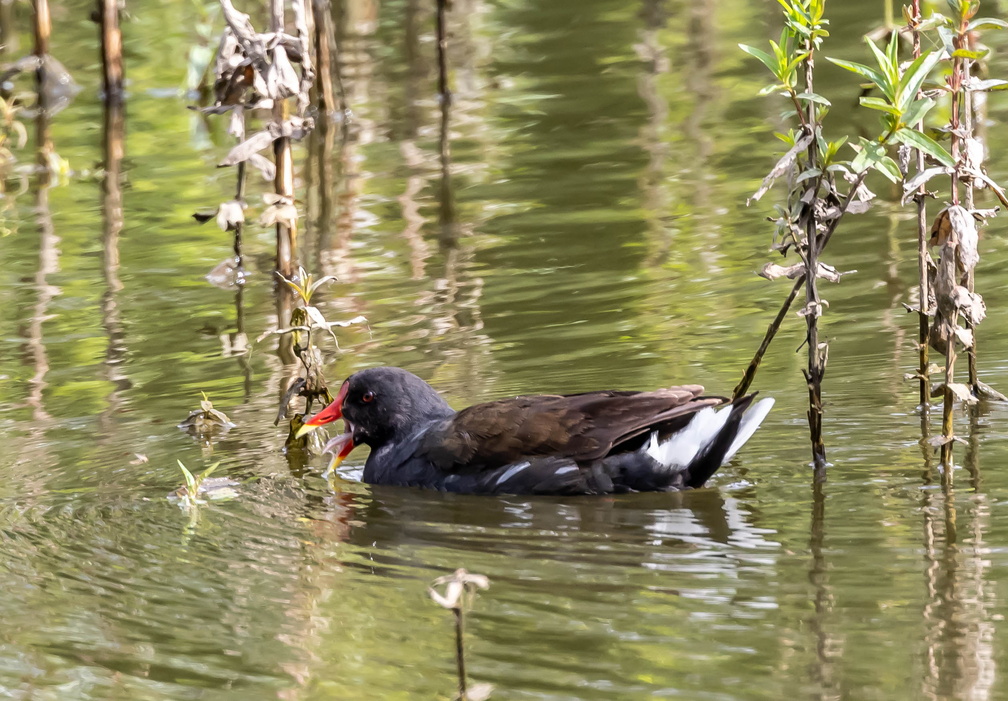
[893,127,956,168]
[827,57,889,95]
[897,51,943,112]
[824,136,848,161]
[936,26,956,53]
[796,168,822,183]
[796,91,831,106]
[309,274,338,296]
[859,96,901,115]
[177,460,197,492]
[876,156,903,183]
[850,137,887,174]
[902,97,936,128]
[951,48,988,60]
[739,43,780,77]
[774,131,797,147]
[783,52,811,79]
[967,17,1008,31]
[865,37,897,99]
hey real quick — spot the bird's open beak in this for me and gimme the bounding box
[295,381,356,466]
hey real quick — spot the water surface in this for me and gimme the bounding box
[2,0,1008,698]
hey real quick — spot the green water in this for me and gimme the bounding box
[3,0,1008,698]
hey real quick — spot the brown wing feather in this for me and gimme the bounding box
[417,386,726,472]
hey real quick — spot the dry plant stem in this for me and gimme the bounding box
[961,59,977,392]
[99,83,126,414]
[735,165,868,401]
[454,607,467,700]
[272,0,297,277]
[941,29,966,469]
[911,0,930,408]
[234,161,247,270]
[733,275,804,400]
[311,0,337,116]
[802,46,826,470]
[312,0,334,113]
[33,0,49,57]
[436,0,451,103]
[33,0,52,168]
[941,316,957,473]
[97,0,123,101]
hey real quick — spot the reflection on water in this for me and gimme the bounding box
[1,0,1008,699]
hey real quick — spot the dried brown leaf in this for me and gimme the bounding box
[260,203,299,228]
[953,325,974,348]
[749,128,814,205]
[219,129,274,167]
[216,200,245,231]
[969,171,1008,208]
[926,433,952,448]
[798,300,826,318]
[228,106,245,140]
[951,286,985,324]
[759,261,852,283]
[975,381,1008,402]
[947,204,978,273]
[248,153,276,181]
[928,206,952,248]
[901,166,950,205]
[267,45,300,100]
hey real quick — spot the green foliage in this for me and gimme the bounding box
[174,460,220,504]
[828,36,945,149]
[277,266,337,307]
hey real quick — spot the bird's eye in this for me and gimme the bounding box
[362,391,375,403]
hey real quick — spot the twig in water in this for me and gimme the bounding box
[429,569,492,701]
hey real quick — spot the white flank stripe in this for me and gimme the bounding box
[724,398,775,461]
[495,461,531,486]
[554,466,578,476]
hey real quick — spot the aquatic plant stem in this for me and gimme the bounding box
[962,54,978,394]
[436,0,451,103]
[33,0,52,169]
[734,163,869,402]
[233,160,246,272]
[272,0,297,278]
[454,607,467,700]
[910,0,930,409]
[97,0,123,101]
[802,40,826,472]
[733,276,804,400]
[940,20,967,470]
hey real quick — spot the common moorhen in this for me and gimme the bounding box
[295,367,773,495]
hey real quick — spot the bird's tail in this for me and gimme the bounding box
[644,394,774,488]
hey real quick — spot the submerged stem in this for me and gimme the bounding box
[454,607,467,700]
[802,40,826,469]
[910,0,930,409]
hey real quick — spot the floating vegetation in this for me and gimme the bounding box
[169,460,238,507]
[265,266,367,449]
[178,392,237,440]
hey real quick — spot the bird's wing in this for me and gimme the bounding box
[415,386,726,473]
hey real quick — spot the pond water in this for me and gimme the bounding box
[3,0,1008,698]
